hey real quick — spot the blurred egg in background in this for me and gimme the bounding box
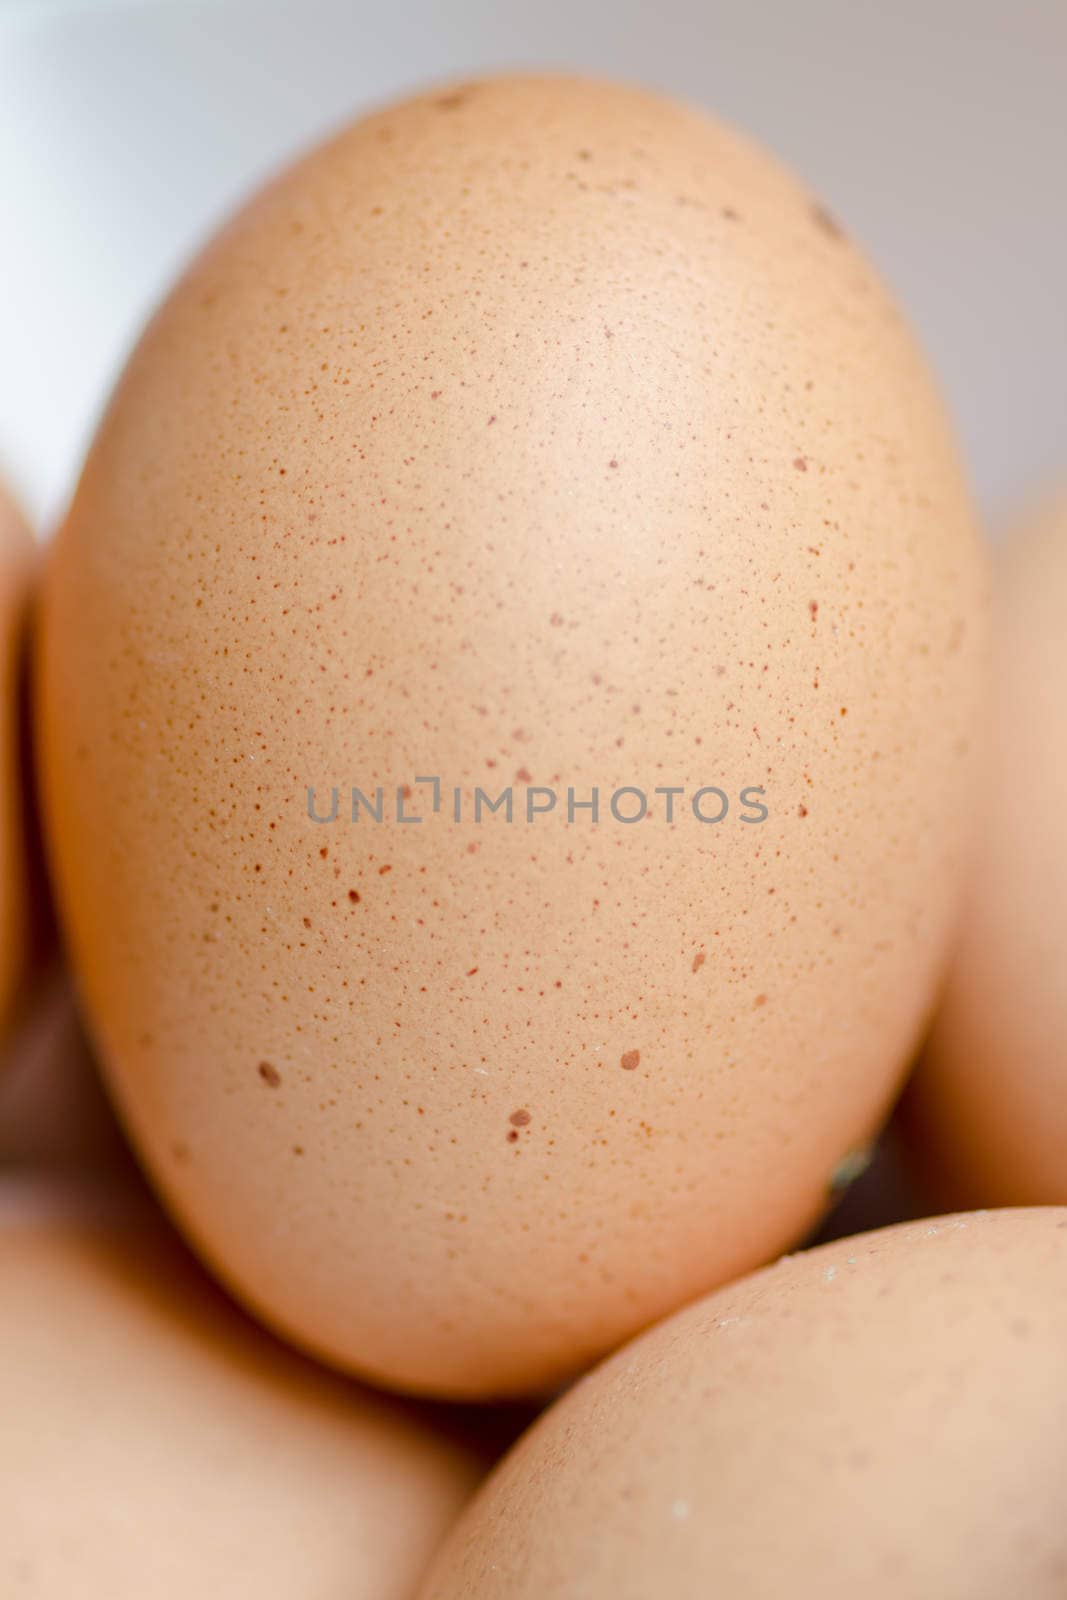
[909,490,1067,1205]
[0,1177,483,1599]
[0,479,34,1044]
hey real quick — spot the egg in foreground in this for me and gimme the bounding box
[0,1180,480,1598]
[912,490,1067,1203]
[39,74,987,1395]
[422,1208,1067,1599]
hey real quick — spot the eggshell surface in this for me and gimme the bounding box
[421,1208,1067,1600]
[39,75,987,1395]
[914,490,1067,1203]
[0,482,31,1043]
[0,966,129,1169]
[0,1179,479,1598]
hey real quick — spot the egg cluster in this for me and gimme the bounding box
[2,74,1065,1599]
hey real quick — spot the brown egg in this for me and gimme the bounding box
[422,1208,1067,1599]
[0,480,32,1043]
[0,965,129,1169]
[911,489,1067,1204]
[38,75,987,1396]
[0,1177,479,1597]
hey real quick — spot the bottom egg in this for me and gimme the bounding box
[421,1208,1067,1599]
[0,1179,480,1598]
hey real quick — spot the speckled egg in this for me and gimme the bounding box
[38,75,987,1396]
[912,489,1067,1203]
[0,480,32,1044]
[0,1178,479,1597]
[421,1208,1067,1599]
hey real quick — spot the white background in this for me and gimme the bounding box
[2,0,1065,532]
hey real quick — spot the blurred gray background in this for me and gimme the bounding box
[1,0,1064,531]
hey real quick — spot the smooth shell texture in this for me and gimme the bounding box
[0,969,128,1169]
[422,1208,1067,1600]
[39,75,986,1395]
[0,1179,479,1598]
[0,482,31,1044]
[913,490,1067,1203]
